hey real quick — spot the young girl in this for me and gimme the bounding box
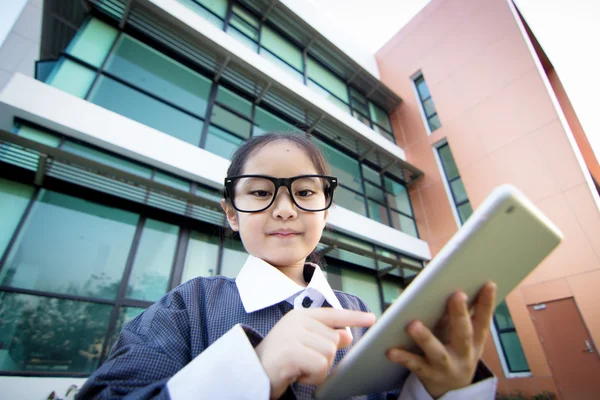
[77,133,497,399]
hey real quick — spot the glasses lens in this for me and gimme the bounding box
[232,177,331,212]
[233,177,277,212]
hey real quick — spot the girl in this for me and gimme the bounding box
[77,133,497,399]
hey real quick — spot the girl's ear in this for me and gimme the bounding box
[220,199,240,231]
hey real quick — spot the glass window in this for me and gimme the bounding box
[423,98,436,118]
[1,125,60,170]
[228,26,259,51]
[415,77,430,100]
[16,125,60,148]
[384,177,413,216]
[334,186,366,216]
[194,0,228,19]
[450,178,468,204]
[47,59,96,98]
[229,5,259,42]
[105,36,212,116]
[361,165,381,185]
[90,76,204,146]
[428,115,441,131]
[437,145,459,181]
[181,231,220,283]
[316,140,362,192]
[220,240,247,278]
[373,125,395,143]
[307,57,349,104]
[260,49,305,83]
[126,219,180,302]
[154,171,190,192]
[261,26,303,71]
[62,141,153,179]
[369,102,392,132]
[499,331,530,372]
[210,105,252,139]
[381,278,403,306]
[0,190,139,299]
[103,306,145,359]
[0,178,34,260]
[457,202,473,223]
[390,209,418,237]
[340,268,382,316]
[216,86,252,117]
[204,125,244,159]
[365,182,386,203]
[368,199,389,225]
[253,107,302,135]
[67,18,118,68]
[307,80,350,113]
[0,292,113,373]
[179,0,225,27]
[494,301,515,330]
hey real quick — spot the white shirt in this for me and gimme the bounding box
[167,255,497,399]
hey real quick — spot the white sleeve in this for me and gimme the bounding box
[166,324,270,400]
[398,372,497,400]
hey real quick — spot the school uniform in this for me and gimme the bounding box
[77,255,497,399]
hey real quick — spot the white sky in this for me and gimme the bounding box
[310,0,600,171]
[0,0,27,47]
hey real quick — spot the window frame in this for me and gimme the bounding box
[411,71,441,134]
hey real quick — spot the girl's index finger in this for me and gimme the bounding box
[306,308,376,328]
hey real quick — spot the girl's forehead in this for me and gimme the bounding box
[242,140,319,175]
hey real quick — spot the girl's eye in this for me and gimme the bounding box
[296,190,314,198]
[250,190,272,197]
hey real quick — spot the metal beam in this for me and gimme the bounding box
[261,0,278,22]
[366,82,380,98]
[213,56,231,83]
[306,114,324,134]
[254,82,272,104]
[358,147,375,162]
[34,154,48,186]
[119,0,135,29]
[346,69,361,85]
[380,159,397,174]
[303,36,317,56]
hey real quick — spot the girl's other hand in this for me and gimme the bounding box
[387,282,497,398]
[255,308,376,399]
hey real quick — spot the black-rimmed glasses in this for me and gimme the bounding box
[223,174,338,213]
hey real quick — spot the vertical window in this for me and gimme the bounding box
[413,74,441,133]
[260,26,304,82]
[227,4,260,51]
[181,0,228,27]
[349,88,395,143]
[434,142,529,374]
[307,56,350,113]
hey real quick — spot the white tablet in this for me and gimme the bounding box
[315,184,563,399]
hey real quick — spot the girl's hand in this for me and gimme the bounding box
[387,282,497,399]
[255,308,375,399]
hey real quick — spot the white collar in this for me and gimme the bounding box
[235,254,344,314]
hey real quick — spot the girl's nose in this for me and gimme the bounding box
[271,189,298,220]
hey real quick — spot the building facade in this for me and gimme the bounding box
[0,0,598,398]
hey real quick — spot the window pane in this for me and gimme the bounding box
[229,14,259,41]
[106,36,212,116]
[194,0,228,19]
[324,264,343,291]
[384,177,413,216]
[369,102,392,132]
[103,306,145,359]
[362,165,381,185]
[154,171,190,192]
[260,49,305,83]
[390,209,418,237]
[90,76,204,145]
[210,105,252,139]
[353,110,371,126]
[126,219,179,302]
[0,190,138,299]
[428,114,441,131]
[368,199,389,225]
[179,0,224,27]
[216,86,252,117]
[47,59,96,98]
[67,18,117,67]
[423,97,436,118]
[382,278,403,305]
[181,231,220,283]
[458,202,473,223]
[415,77,430,100]
[307,57,349,103]
[499,331,530,372]
[307,80,350,113]
[253,107,302,135]
[365,182,385,203]
[62,141,152,178]
[316,140,362,192]
[340,268,382,316]
[334,186,366,216]
[437,145,459,181]
[220,240,247,278]
[0,292,112,373]
[232,5,259,28]
[228,26,259,51]
[450,178,468,204]
[0,126,60,171]
[261,26,303,71]
[16,125,60,147]
[204,124,244,159]
[373,125,395,143]
[494,300,515,330]
[0,178,34,260]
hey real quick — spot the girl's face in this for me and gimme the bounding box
[221,140,328,269]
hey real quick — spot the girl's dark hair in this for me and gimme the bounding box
[223,132,330,267]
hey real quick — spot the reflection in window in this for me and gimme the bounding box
[253,107,302,135]
[0,292,112,373]
[339,267,382,316]
[414,74,441,132]
[181,231,220,282]
[204,125,244,159]
[103,306,145,359]
[0,178,34,260]
[0,190,139,299]
[126,219,180,302]
[220,240,247,278]
[494,300,530,372]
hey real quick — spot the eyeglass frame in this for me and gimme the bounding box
[223,174,338,213]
